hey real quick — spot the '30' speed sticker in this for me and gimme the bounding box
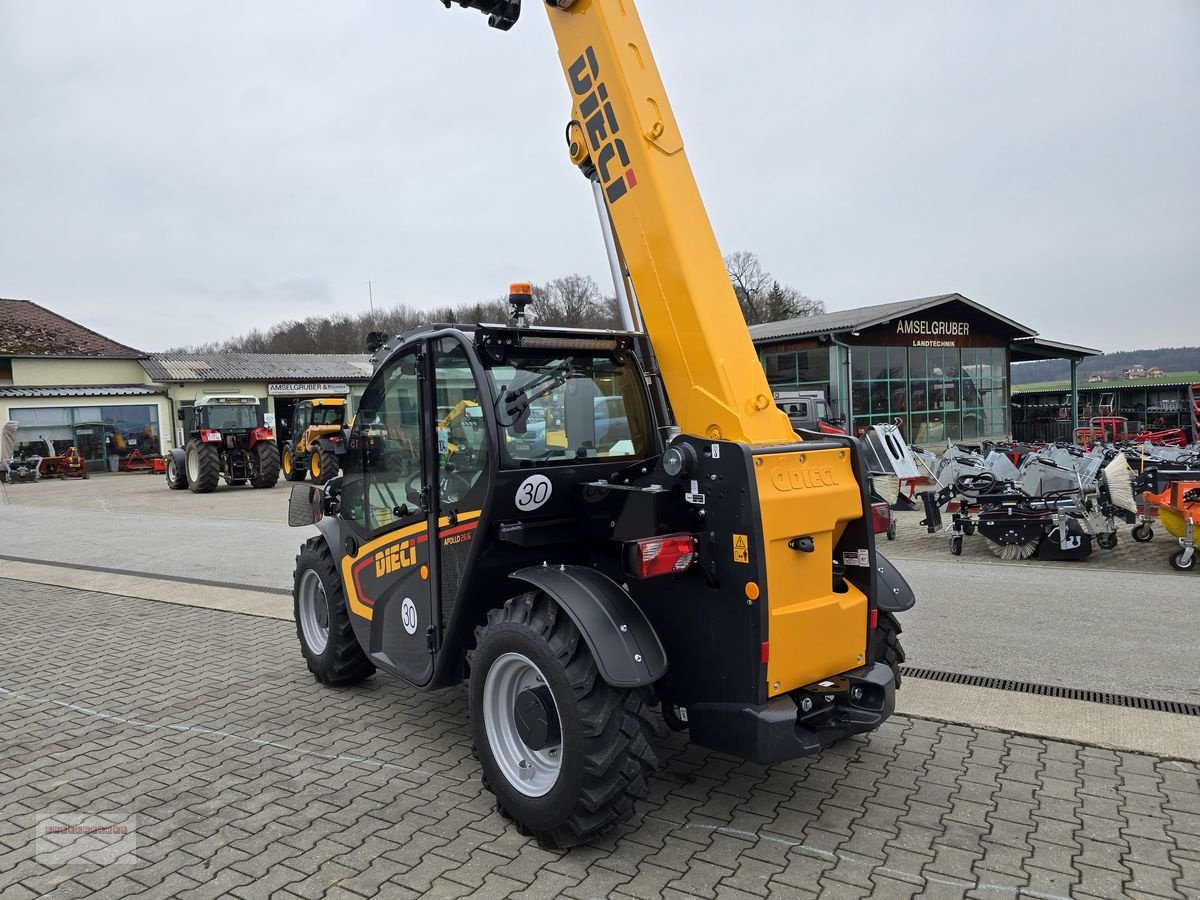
[515,474,553,511]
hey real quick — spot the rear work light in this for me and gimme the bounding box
[626,534,697,579]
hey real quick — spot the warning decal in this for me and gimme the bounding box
[733,533,749,564]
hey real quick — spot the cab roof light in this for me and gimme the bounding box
[626,534,697,579]
[518,336,620,351]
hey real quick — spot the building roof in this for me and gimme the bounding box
[0,298,144,358]
[1009,337,1103,363]
[141,353,374,383]
[1012,372,1200,395]
[748,293,1037,343]
[0,385,164,399]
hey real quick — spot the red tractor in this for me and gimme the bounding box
[165,395,280,493]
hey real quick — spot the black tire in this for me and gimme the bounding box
[251,441,281,489]
[950,536,963,556]
[311,444,341,485]
[186,441,220,493]
[1132,524,1154,543]
[1169,549,1195,572]
[467,592,663,849]
[1097,532,1118,551]
[283,444,307,482]
[165,453,187,490]
[886,520,897,541]
[293,537,375,685]
[874,610,906,689]
[962,522,977,536]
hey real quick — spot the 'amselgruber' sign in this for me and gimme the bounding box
[896,319,970,348]
[268,383,351,396]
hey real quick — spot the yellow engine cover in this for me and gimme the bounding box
[755,448,868,697]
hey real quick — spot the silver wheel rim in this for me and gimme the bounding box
[167,457,177,481]
[186,447,199,482]
[482,652,563,797]
[298,569,330,655]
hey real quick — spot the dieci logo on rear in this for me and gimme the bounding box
[375,539,418,577]
[570,46,637,205]
[771,466,839,492]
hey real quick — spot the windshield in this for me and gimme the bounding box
[311,406,343,426]
[488,353,652,464]
[200,404,261,431]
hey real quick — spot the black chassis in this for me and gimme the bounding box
[312,323,914,765]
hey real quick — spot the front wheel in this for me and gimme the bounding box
[1097,532,1118,551]
[1132,523,1154,543]
[873,611,906,689]
[950,535,963,556]
[165,453,187,490]
[1169,549,1195,572]
[293,538,375,684]
[467,592,662,848]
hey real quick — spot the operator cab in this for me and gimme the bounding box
[332,315,657,685]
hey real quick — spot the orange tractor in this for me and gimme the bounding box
[282,398,348,485]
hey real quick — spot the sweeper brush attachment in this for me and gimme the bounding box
[1103,452,1138,515]
[988,539,1039,560]
[872,474,901,506]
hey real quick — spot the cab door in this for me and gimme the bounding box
[338,344,438,685]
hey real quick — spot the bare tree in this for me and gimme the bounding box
[724,251,824,325]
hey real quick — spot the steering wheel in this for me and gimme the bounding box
[405,469,475,505]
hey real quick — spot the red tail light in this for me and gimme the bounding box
[628,534,697,579]
[869,609,879,630]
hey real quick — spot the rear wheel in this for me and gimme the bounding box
[293,537,375,685]
[185,441,220,493]
[467,592,662,848]
[283,444,307,482]
[311,445,340,485]
[251,441,280,488]
[874,611,906,688]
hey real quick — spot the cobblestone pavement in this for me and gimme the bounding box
[884,508,1185,576]
[2,579,1197,900]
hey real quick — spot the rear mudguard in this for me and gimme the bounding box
[510,565,667,689]
[874,552,915,612]
[167,447,187,473]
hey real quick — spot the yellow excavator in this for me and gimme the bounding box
[288,0,914,847]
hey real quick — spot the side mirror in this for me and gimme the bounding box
[288,484,323,527]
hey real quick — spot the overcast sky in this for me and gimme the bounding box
[2,1,1197,353]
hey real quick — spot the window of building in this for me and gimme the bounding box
[10,404,161,467]
[0,358,12,386]
[850,346,1008,444]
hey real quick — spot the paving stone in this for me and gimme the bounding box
[4,581,1199,900]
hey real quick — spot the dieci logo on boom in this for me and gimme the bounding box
[569,46,637,205]
[771,466,839,492]
[375,540,418,578]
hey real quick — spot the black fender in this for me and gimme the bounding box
[874,552,915,612]
[167,447,187,472]
[510,565,667,689]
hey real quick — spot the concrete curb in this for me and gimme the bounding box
[0,559,291,621]
[3,559,1196,762]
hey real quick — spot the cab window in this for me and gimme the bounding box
[488,352,652,464]
[341,351,424,533]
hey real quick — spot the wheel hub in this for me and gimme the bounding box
[514,685,560,751]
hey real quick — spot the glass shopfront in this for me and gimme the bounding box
[851,346,1008,443]
[10,404,161,470]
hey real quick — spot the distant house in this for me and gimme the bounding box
[1086,374,1104,383]
[1123,366,1148,379]
[1147,366,1164,378]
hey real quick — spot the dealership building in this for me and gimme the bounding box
[1,299,371,471]
[750,293,1098,445]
